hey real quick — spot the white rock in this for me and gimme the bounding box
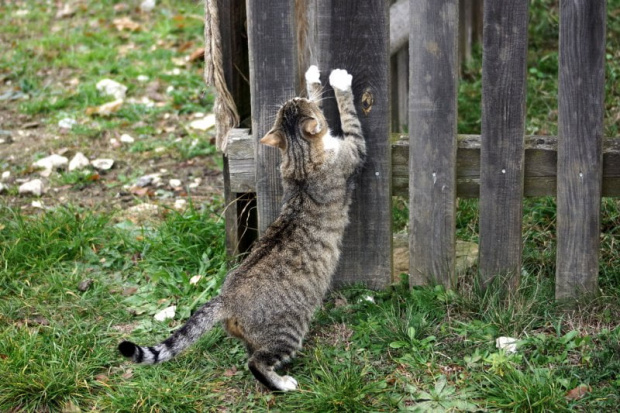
[91,159,114,170]
[19,179,44,196]
[154,305,176,321]
[496,336,519,354]
[33,154,68,177]
[169,179,182,188]
[68,152,90,171]
[154,146,166,153]
[0,183,7,193]
[58,118,77,129]
[1,171,10,180]
[96,79,127,100]
[188,114,216,131]
[140,0,156,13]
[31,200,43,209]
[189,275,202,285]
[137,75,149,83]
[120,134,135,144]
[174,199,187,210]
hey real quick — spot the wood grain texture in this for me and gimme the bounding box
[228,133,620,197]
[479,0,529,287]
[556,0,606,300]
[246,0,298,234]
[408,0,459,287]
[316,0,392,288]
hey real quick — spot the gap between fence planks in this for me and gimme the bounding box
[556,1,606,300]
[408,0,459,287]
[479,0,529,288]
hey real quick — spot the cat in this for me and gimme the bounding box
[118,66,366,392]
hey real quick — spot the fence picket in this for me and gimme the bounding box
[556,0,606,299]
[247,1,298,234]
[408,0,459,287]
[479,0,529,287]
[316,0,392,288]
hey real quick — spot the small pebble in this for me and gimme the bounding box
[78,279,94,292]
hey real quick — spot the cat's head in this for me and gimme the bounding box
[261,97,330,177]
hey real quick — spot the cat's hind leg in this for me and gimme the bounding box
[248,343,298,391]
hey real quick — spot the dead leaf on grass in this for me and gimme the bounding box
[188,48,205,62]
[86,99,124,116]
[94,373,109,383]
[122,287,138,296]
[565,384,591,401]
[223,366,238,377]
[121,369,133,379]
[113,17,141,32]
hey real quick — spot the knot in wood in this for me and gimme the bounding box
[361,89,373,116]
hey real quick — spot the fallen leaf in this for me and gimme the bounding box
[122,287,138,296]
[189,275,202,285]
[121,369,133,379]
[86,99,124,116]
[56,4,76,19]
[188,48,205,62]
[94,374,109,383]
[224,366,238,377]
[113,17,141,31]
[565,384,591,401]
[61,400,81,413]
[0,354,8,360]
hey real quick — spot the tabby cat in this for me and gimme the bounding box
[118,66,366,391]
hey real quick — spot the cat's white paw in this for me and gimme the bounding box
[305,65,321,85]
[278,375,298,391]
[329,69,352,91]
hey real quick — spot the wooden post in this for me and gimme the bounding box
[556,0,606,299]
[218,0,255,258]
[408,0,459,287]
[478,0,529,288]
[316,0,392,288]
[246,0,298,234]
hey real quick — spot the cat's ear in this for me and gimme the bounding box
[302,117,323,137]
[260,129,286,149]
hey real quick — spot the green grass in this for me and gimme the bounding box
[2,0,620,411]
[1,204,619,411]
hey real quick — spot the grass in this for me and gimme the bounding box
[1,204,619,411]
[1,0,620,411]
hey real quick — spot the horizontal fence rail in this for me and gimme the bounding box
[226,131,620,198]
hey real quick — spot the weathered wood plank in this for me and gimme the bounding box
[229,133,620,197]
[246,0,297,233]
[479,0,529,287]
[408,0,459,287]
[317,0,392,288]
[556,0,606,300]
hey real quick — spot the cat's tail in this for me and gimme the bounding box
[118,295,225,364]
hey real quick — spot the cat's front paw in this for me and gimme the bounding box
[329,69,352,92]
[305,65,321,85]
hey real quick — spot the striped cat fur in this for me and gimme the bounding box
[118,66,366,391]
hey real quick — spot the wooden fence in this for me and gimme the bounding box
[217,0,609,300]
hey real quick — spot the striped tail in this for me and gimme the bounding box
[118,296,225,364]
